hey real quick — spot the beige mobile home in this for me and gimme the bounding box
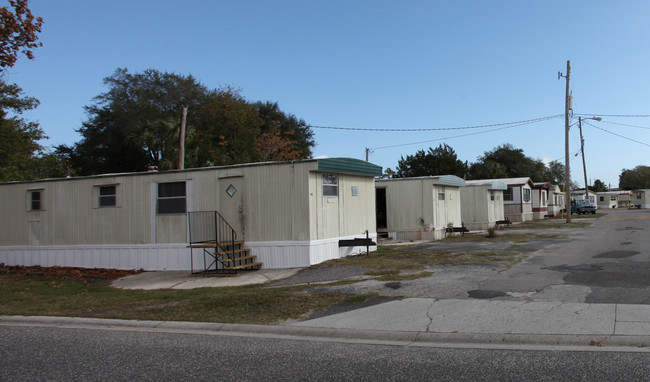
[596,191,626,209]
[375,175,464,240]
[0,158,382,271]
[631,189,650,208]
[488,177,535,222]
[460,180,506,231]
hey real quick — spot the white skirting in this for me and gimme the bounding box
[0,234,378,271]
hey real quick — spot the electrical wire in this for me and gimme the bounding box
[575,113,650,118]
[599,120,650,130]
[372,120,540,150]
[583,121,650,148]
[309,115,562,132]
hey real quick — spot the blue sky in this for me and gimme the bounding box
[7,1,650,188]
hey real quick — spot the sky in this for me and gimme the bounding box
[7,1,650,188]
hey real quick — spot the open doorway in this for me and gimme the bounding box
[376,188,387,229]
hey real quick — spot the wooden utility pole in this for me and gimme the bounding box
[562,61,572,223]
[177,106,187,170]
[578,117,590,202]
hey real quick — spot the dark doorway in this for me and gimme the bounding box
[376,188,387,229]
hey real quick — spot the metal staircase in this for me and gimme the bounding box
[187,211,262,276]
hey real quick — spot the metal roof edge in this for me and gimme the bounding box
[316,158,382,176]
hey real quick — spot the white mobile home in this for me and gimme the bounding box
[547,184,564,217]
[460,180,506,231]
[487,178,535,222]
[375,175,464,241]
[532,182,550,220]
[0,158,382,271]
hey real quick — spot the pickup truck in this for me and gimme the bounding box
[571,199,597,214]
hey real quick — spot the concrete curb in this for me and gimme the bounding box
[3,315,650,350]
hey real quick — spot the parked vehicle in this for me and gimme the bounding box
[571,199,597,214]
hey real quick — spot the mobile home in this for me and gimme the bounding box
[375,176,464,240]
[0,158,382,271]
[460,180,506,231]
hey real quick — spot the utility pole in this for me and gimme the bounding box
[177,106,187,170]
[578,117,590,202]
[560,60,572,222]
[365,147,370,162]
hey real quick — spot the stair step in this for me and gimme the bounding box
[221,255,257,263]
[227,262,263,270]
[187,241,245,249]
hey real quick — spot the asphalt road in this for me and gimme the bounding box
[279,208,650,305]
[2,325,650,381]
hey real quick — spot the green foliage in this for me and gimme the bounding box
[0,80,50,182]
[468,143,547,181]
[590,179,609,192]
[395,143,468,178]
[619,166,650,190]
[58,68,314,176]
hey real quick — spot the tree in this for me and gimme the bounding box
[619,166,650,190]
[59,68,211,174]
[254,101,314,159]
[395,144,468,178]
[590,179,608,192]
[0,0,43,70]
[468,143,547,181]
[0,80,47,181]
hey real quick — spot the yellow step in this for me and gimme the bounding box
[221,255,257,263]
[227,262,263,270]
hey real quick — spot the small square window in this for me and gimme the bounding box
[490,191,495,201]
[437,186,445,200]
[351,186,358,196]
[99,185,116,207]
[157,181,186,214]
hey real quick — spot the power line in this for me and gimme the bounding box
[599,120,650,130]
[310,115,562,132]
[575,113,650,118]
[372,118,548,150]
[583,121,650,148]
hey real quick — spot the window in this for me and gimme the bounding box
[322,174,338,197]
[438,186,445,200]
[99,185,116,207]
[637,193,642,200]
[610,195,616,201]
[490,191,495,201]
[30,190,42,210]
[523,188,531,202]
[351,186,358,196]
[503,187,513,201]
[157,181,186,214]
[599,196,605,202]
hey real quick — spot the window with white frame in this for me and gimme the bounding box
[490,191,495,201]
[157,181,186,214]
[98,185,117,207]
[523,188,531,202]
[610,195,616,201]
[322,174,338,197]
[438,186,445,200]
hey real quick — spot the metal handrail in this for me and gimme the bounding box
[188,211,238,271]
